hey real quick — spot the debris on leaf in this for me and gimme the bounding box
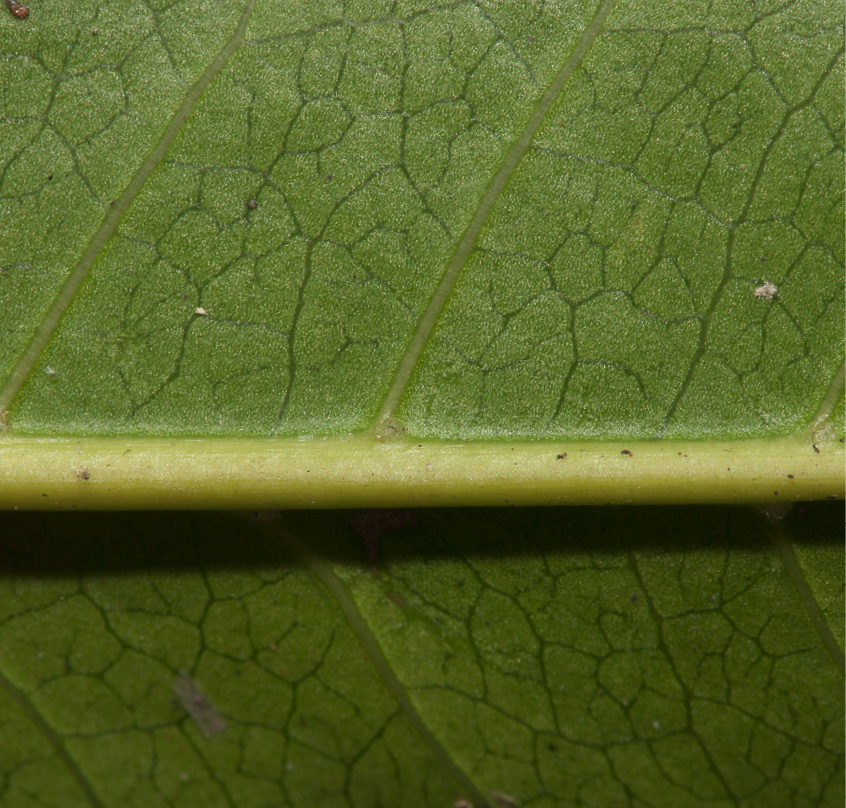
[6,0,29,19]
[173,671,227,737]
[194,307,209,316]
[453,800,474,808]
[75,467,90,481]
[348,509,419,570]
[759,503,793,523]
[490,791,518,808]
[753,282,778,300]
[374,415,406,441]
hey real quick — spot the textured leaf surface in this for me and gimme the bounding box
[0,504,842,807]
[0,0,843,443]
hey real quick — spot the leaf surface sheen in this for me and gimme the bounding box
[0,505,842,807]
[0,0,842,448]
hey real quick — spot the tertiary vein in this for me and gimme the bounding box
[0,0,258,415]
[371,0,618,427]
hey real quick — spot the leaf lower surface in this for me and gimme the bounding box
[0,504,842,807]
[0,1,843,504]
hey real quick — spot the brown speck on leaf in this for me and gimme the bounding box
[812,443,820,453]
[75,467,90,481]
[7,1,29,19]
[786,474,794,479]
[556,452,567,459]
[453,800,474,808]
[621,449,632,456]
[526,34,535,42]
[246,198,258,210]
[0,410,8,431]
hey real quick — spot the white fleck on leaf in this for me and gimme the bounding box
[753,282,778,300]
[173,671,227,737]
[194,307,209,316]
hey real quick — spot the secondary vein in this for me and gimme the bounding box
[372,0,618,426]
[0,666,107,808]
[769,517,845,676]
[0,0,258,415]
[272,522,491,808]
[806,358,845,437]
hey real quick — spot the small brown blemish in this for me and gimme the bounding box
[786,474,794,479]
[556,453,567,460]
[812,443,820,454]
[246,198,258,210]
[620,449,632,456]
[75,467,90,481]
[826,495,838,500]
[773,491,778,496]
[7,1,29,19]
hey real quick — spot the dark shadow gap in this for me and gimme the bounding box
[0,502,839,577]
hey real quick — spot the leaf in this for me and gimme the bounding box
[0,0,843,505]
[0,504,841,806]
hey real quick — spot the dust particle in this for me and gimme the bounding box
[246,198,258,210]
[490,791,517,808]
[75,467,90,481]
[173,671,226,737]
[753,282,778,300]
